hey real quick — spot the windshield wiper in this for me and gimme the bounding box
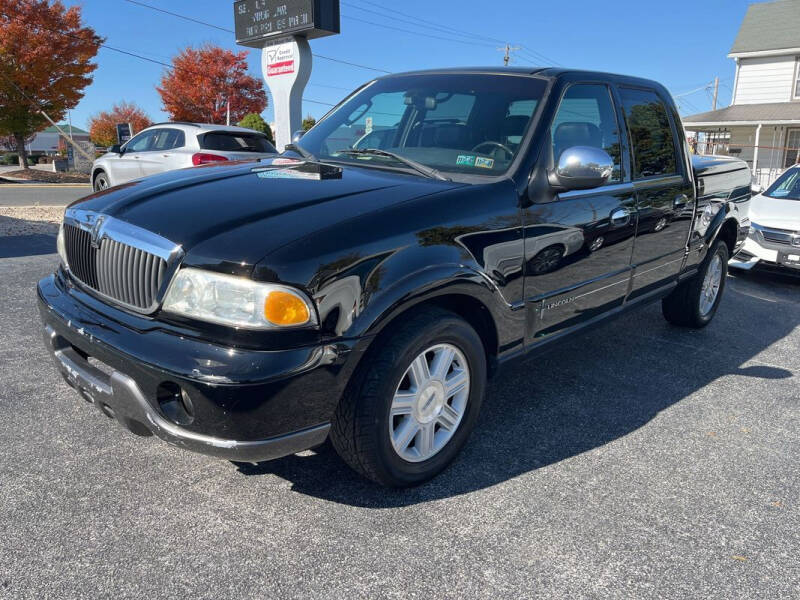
[337,148,449,181]
[284,143,316,161]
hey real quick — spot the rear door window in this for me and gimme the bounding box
[151,128,185,151]
[200,132,276,153]
[619,88,678,179]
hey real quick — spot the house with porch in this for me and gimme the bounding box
[683,0,800,187]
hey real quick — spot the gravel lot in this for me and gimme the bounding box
[0,243,798,599]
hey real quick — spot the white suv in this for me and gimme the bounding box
[730,165,800,271]
[91,122,277,191]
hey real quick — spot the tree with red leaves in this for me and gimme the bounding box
[0,0,102,168]
[157,44,267,124]
[88,101,153,148]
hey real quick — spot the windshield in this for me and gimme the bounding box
[297,73,547,178]
[764,167,800,200]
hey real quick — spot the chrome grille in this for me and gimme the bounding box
[62,213,180,312]
[761,228,795,245]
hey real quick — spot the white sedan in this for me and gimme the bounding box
[731,165,800,271]
[91,122,277,191]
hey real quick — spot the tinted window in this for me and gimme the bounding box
[201,132,276,153]
[551,84,622,182]
[151,128,185,151]
[126,131,154,152]
[619,88,678,179]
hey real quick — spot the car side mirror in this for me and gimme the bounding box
[291,130,305,143]
[751,183,764,195]
[549,146,613,191]
[109,144,122,154]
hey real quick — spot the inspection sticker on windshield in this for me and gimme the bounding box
[456,154,476,167]
[475,156,494,169]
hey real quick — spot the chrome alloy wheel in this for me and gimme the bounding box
[699,253,723,316]
[389,343,470,463]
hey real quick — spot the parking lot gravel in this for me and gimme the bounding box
[0,247,798,599]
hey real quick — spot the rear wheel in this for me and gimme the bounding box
[93,171,110,192]
[330,307,487,487]
[662,238,729,328]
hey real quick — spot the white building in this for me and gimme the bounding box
[683,0,800,187]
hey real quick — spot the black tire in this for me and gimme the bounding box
[93,171,110,192]
[330,307,487,487]
[662,238,729,328]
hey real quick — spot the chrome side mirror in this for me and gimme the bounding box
[550,146,613,191]
[291,130,306,143]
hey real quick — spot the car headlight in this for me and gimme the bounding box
[162,267,318,329]
[57,223,68,266]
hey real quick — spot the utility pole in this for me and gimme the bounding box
[497,43,521,67]
[226,98,231,126]
[712,76,719,111]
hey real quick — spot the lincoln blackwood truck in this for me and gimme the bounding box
[38,68,751,487]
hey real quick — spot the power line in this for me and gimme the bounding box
[342,14,498,47]
[346,0,564,66]
[120,0,390,74]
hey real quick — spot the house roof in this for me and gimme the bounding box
[730,0,800,54]
[683,102,800,127]
[41,124,89,134]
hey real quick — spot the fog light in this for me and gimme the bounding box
[156,382,194,425]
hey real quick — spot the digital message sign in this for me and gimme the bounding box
[234,0,340,47]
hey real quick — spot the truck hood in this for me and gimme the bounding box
[71,158,463,273]
[750,194,800,231]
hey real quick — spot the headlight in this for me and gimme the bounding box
[57,223,68,266]
[162,268,317,329]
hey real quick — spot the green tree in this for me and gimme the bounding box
[302,115,317,132]
[238,112,274,144]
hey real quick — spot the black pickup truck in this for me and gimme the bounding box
[38,68,751,487]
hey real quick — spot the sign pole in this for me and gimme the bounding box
[262,36,312,151]
[233,1,340,151]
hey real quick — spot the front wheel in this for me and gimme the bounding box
[330,307,487,487]
[662,238,729,328]
[93,171,110,192]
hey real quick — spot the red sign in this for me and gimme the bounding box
[267,60,295,77]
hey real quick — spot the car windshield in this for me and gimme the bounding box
[297,73,547,178]
[764,167,800,200]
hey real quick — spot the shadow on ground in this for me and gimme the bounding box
[0,216,56,258]
[234,271,797,507]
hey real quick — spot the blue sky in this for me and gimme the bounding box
[60,0,755,130]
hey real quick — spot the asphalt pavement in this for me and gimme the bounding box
[0,183,92,207]
[0,244,798,599]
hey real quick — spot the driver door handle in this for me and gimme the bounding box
[610,207,631,227]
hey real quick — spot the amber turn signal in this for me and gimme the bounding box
[264,290,311,326]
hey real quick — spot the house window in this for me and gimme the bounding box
[784,128,800,169]
[795,58,800,100]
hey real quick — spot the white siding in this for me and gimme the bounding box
[734,55,798,104]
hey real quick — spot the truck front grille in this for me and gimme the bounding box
[64,223,169,310]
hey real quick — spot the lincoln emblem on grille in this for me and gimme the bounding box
[90,215,105,249]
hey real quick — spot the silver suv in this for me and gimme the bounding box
[91,122,277,191]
